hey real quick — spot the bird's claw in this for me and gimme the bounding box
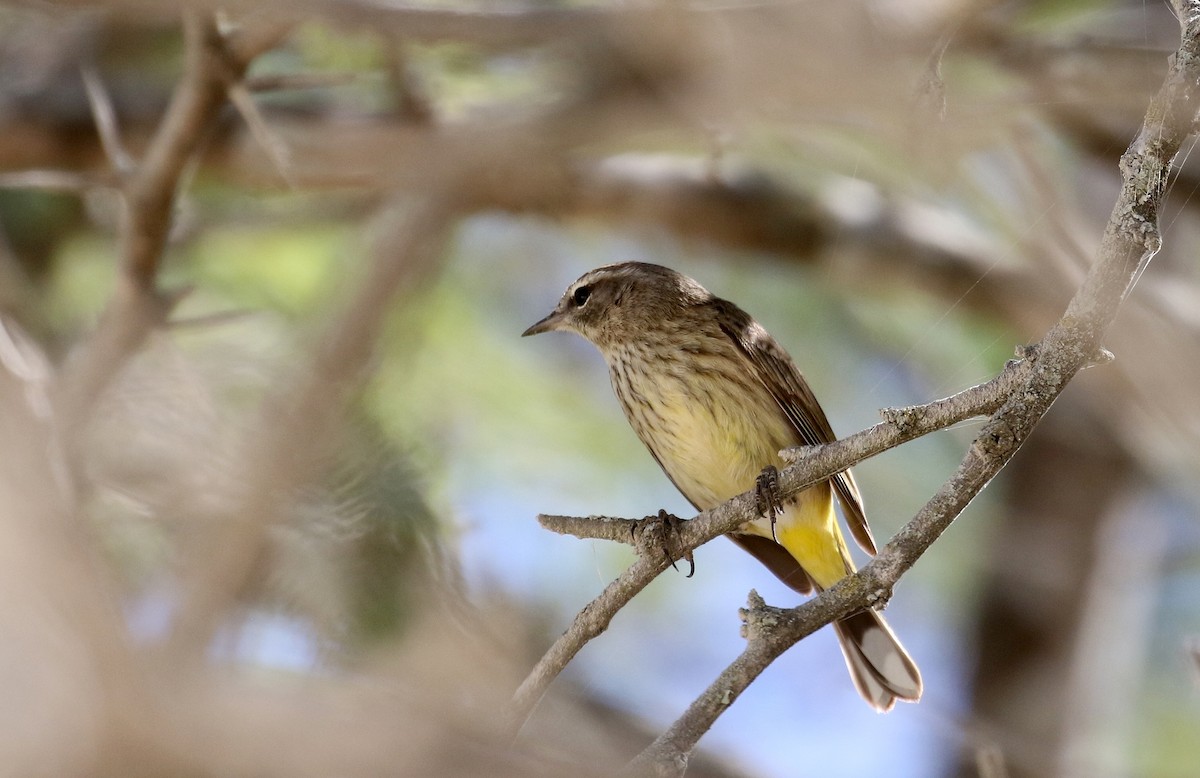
[756,465,785,541]
[632,509,695,578]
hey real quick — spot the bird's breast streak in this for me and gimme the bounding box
[616,362,852,588]
[633,373,786,511]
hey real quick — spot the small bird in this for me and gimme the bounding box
[523,261,921,711]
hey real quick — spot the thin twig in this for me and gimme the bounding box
[81,63,134,175]
[228,80,297,189]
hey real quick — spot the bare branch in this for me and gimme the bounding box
[625,7,1200,772]
[81,64,134,175]
[52,12,261,443]
[509,549,679,740]
[537,514,641,544]
[508,352,1037,733]
[227,80,297,189]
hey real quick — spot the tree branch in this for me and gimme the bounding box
[508,350,1039,734]
[538,514,642,544]
[52,12,264,446]
[624,7,1200,774]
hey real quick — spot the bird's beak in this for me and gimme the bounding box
[522,308,566,337]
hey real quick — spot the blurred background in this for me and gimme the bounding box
[0,0,1198,776]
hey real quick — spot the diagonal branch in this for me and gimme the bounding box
[625,6,1200,774]
[508,351,1038,734]
[164,195,456,658]
[81,63,134,176]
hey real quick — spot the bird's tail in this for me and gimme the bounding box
[832,609,922,712]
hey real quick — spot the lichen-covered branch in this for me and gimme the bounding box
[538,514,643,544]
[626,7,1200,774]
[508,350,1039,733]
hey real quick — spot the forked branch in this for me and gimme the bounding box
[519,6,1200,774]
[510,349,1036,733]
[53,13,286,445]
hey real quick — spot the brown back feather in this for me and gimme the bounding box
[712,299,877,556]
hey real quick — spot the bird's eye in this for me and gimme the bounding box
[572,285,592,306]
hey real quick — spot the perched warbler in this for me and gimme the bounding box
[524,262,921,711]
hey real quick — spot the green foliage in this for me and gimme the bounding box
[46,233,117,328]
[182,222,349,316]
[0,189,81,263]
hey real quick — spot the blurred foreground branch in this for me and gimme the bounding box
[164,196,454,657]
[0,3,746,775]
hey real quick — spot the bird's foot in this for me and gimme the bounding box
[631,509,695,577]
[756,465,785,541]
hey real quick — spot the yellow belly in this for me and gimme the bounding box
[619,368,853,590]
[740,485,851,589]
[639,377,786,509]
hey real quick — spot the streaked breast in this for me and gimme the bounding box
[607,342,795,511]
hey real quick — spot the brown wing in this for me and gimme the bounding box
[726,533,815,594]
[714,300,877,556]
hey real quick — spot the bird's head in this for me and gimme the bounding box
[522,262,709,349]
